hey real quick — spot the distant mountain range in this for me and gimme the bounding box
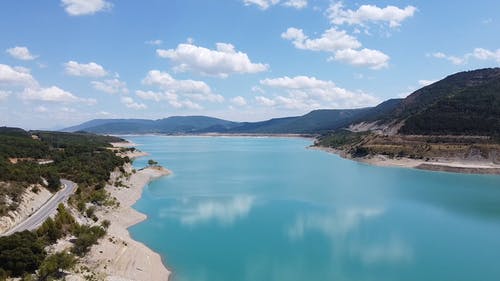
[65,68,500,137]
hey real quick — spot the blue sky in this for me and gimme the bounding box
[0,0,499,129]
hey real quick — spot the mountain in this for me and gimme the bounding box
[64,106,406,135]
[397,68,500,136]
[226,108,372,134]
[65,68,500,137]
[63,109,378,135]
[64,116,240,134]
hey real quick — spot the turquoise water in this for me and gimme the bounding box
[127,136,500,281]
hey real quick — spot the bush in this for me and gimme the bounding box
[71,225,106,256]
[38,252,76,281]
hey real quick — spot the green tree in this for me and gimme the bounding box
[46,172,60,192]
[38,252,76,281]
[0,231,46,277]
[147,159,158,166]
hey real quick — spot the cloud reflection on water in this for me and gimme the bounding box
[160,195,255,226]
[288,207,384,239]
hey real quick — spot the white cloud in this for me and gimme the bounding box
[64,61,108,77]
[135,89,202,110]
[21,86,79,103]
[170,99,202,110]
[255,96,276,107]
[418,79,436,87]
[282,27,361,52]
[251,86,265,94]
[429,52,464,65]
[231,96,247,106]
[283,0,307,9]
[6,46,38,60]
[243,0,279,9]
[430,48,500,65]
[121,96,147,110]
[282,27,389,69]
[61,0,112,16]
[145,39,162,45]
[142,70,224,102]
[91,78,128,94]
[156,42,268,78]
[468,48,500,62]
[331,48,389,69]
[0,91,11,102]
[327,2,417,28]
[34,105,48,113]
[0,64,38,87]
[258,75,379,109]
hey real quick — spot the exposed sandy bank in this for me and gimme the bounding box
[69,145,172,281]
[0,185,52,234]
[311,146,500,175]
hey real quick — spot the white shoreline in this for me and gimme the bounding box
[310,146,500,175]
[70,144,172,281]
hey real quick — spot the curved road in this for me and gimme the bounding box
[2,179,77,236]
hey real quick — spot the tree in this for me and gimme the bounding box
[147,159,158,166]
[0,231,46,277]
[46,172,60,192]
[38,252,76,281]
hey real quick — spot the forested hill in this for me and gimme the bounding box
[397,68,500,136]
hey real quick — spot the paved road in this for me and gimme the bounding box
[2,179,77,236]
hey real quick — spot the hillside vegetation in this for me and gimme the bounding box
[0,128,126,216]
[0,128,127,279]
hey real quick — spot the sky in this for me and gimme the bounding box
[0,0,499,129]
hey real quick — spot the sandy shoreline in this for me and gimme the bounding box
[69,144,172,281]
[310,145,500,175]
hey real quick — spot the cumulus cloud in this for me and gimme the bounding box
[0,91,10,102]
[145,39,163,46]
[327,2,417,28]
[61,0,112,16]
[231,96,247,106]
[0,64,38,87]
[429,48,500,65]
[428,52,464,65]
[282,27,361,52]
[64,61,108,77]
[135,90,202,110]
[21,86,80,103]
[91,78,128,94]
[283,0,307,9]
[34,105,48,113]
[243,0,279,9]
[121,96,147,110]
[418,79,437,87]
[255,96,277,107]
[243,0,306,9]
[257,75,379,110]
[6,46,38,61]
[142,70,224,103]
[468,48,500,62]
[282,27,389,69]
[330,48,389,69]
[156,42,268,78]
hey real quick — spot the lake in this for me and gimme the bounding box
[127,136,500,281]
